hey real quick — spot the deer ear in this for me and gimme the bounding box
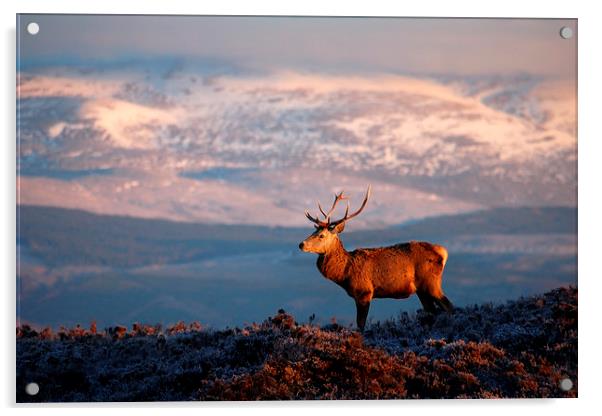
[331,222,346,234]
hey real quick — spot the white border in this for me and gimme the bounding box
[3,0,601,414]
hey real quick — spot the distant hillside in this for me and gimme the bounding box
[17,287,577,401]
[18,205,577,268]
[398,206,576,235]
[348,206,577,246]
[20,66,577,220]
[17,205,305,267]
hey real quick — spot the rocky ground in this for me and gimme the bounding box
[16,286,577,402]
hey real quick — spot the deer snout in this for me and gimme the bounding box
[299,242,305,250]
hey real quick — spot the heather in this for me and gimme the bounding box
[17,287,577,402]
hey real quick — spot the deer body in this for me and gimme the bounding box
[318,240,447,300]
[300,186,453,331]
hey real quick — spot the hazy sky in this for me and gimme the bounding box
[18,15,576,77]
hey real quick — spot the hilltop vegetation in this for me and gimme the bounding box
[17,287,577,401]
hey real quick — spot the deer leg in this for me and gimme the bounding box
[434,295,454,313]
[417,292,437,314]
[355,300,371,332]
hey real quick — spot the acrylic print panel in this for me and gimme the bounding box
[16,15,577,402]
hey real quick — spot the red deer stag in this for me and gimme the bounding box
[299,185,453,331]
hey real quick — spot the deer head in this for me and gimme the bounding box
[299,185,371,254]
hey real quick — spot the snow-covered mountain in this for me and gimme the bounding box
[17,61,576,227]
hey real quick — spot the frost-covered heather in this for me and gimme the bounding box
[17,287,576,402]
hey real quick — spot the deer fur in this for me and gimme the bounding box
[300,187,453,331]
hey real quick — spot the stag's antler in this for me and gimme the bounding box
[330,185,371,227]
[306,191,348,227]
[304,210,330,228]
[305,185,371,229]
[318,191,348,221]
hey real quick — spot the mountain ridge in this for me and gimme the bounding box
[18,204,577,268]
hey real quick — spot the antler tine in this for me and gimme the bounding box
[342,201,350,219]
[345,185,371,221]
[305,209,329,228]
[330,185,371,227]
[318,202,328,219]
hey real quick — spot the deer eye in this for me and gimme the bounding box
[319,234,325,239]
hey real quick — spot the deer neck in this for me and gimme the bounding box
[317,238,350,285]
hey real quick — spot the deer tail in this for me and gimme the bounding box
[432,245,448,268]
